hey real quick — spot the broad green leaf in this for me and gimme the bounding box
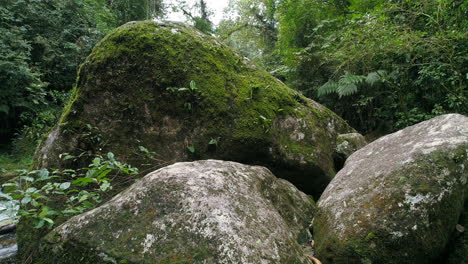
[100,181,111,191]
[187,146,195,153]
[72,177,95,186]
[21,196,32,204]
[20,176,34,182]
[31,199,39,207]
[86,169,97,178]
[38,169,49,180]
[138,146,149,153]
[0,192,13,200]
[190,80,197,90]
[26,187,38,193]
[39,207,49,218]
[34,219,45,229]
[63,154,74,160]
[59,182,71,190]
[43,217,54,225]
[92,158,101,167]
[82,201,94,208]
[78,194,89,203]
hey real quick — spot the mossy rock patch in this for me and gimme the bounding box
[33,20,356,198]
[36,160,314,264]
[313,114,468,264]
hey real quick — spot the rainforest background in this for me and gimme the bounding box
[0,0,466,169]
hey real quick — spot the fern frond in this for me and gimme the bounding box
[365,70,387,86]
[318,71,370,97]
[339,72,365,85]
[317,80,339,97]
[337,83,358,97]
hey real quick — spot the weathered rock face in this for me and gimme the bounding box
[37,160,315,264]
[313,114,468,264]
[333,133,367,171]
[33,20,357,197]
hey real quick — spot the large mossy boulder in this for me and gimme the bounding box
[313,114,468,264]
[34,20,357,198]
[36,160,315,264]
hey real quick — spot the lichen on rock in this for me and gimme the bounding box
[313,114,468,264]
[36,160,315,264]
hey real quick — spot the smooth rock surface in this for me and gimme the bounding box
[37,160,315,264]
[314,114,468,264]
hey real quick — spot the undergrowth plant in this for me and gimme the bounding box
[317,71,388,98]
[166,80,202,111]
[0,152,138,229]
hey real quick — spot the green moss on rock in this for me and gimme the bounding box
[33,21,355,197]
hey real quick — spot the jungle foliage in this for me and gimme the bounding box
[0,0,164,153]
[0,0,466,163]
[218,0,467,134]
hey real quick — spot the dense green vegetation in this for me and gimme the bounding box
[1,151,138,229]
[0,1,466,262]
[0,0,164,168]
[0,0,466,170]
[218,0,467,134]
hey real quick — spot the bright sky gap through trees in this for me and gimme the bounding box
[165,0,229,24]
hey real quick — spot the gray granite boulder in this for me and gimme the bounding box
[313,114,468,264]
[37,160,315,264]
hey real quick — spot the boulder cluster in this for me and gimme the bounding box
[19,21,467,263]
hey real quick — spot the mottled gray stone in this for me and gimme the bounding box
[335,133,367,160]
[39,160,315,264]
[333,132,367,171]
[314,114,468,264]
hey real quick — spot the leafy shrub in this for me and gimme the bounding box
[0,152,138,229]
[276,0,468,133]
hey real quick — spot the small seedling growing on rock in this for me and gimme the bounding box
[209,138,218,145]
[259,115,272,132]
[187,146,196,153]
[139,146,156,159]
[166,80,201,111]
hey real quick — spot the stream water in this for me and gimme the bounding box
[0,199,18,263]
